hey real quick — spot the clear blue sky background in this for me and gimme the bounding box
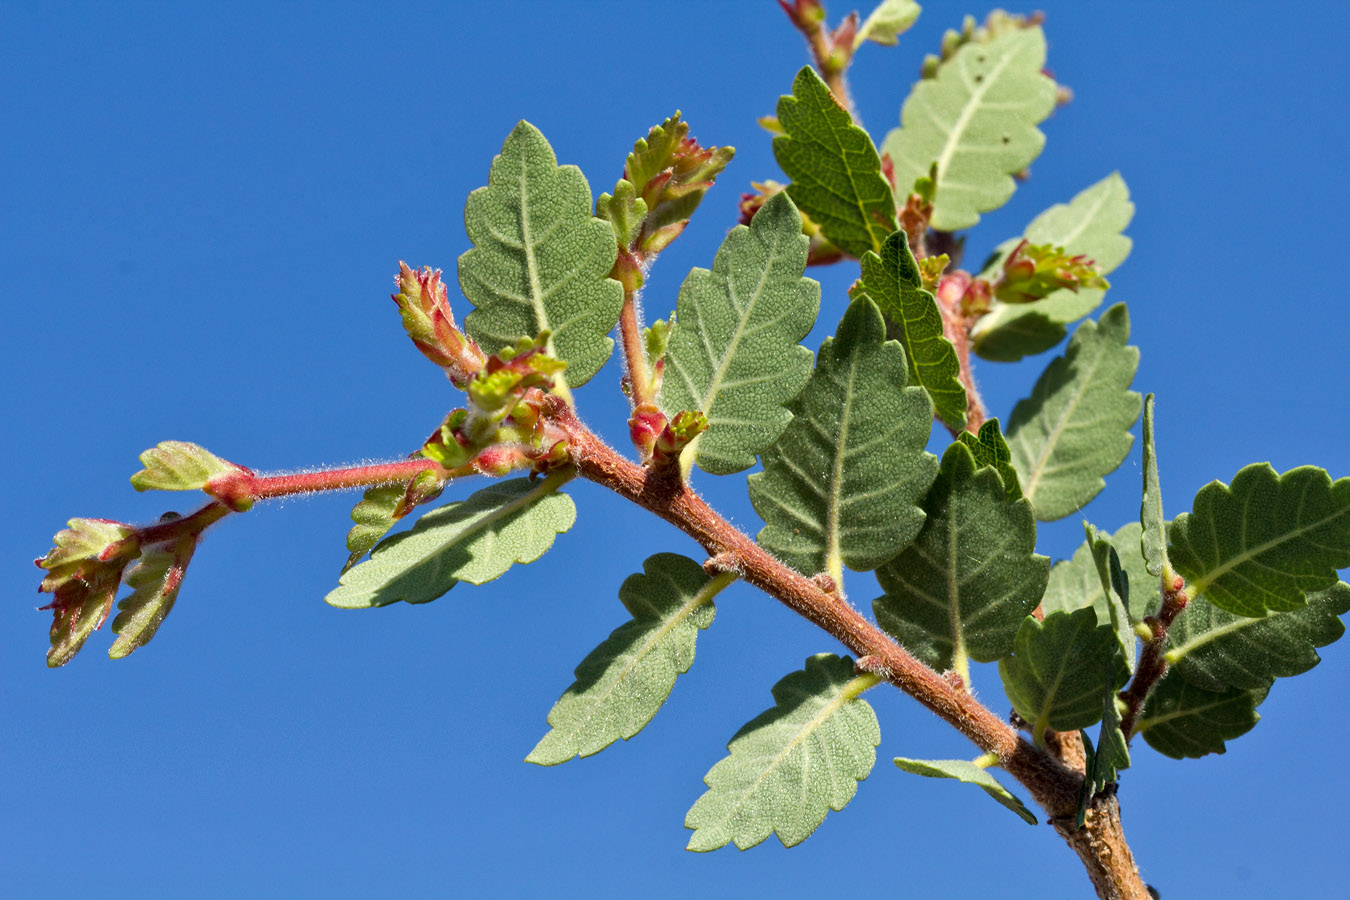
[3,2,1348,898]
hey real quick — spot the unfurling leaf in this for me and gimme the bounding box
[998,607,1129,738]
[874,442,1048,672]
[527,554,728,765]
[774,67,898,260]
[1079,688,1130,825]
[882,26,1056,230]
[459,121,623,388]
[130,441,243,493]
[1169,464,1350,617]
[685,654,880,851]
[894,757,1036,825]
[851,230,967,429]
[1040,521,1156,625]
[1084,523,1137,674]
[659,192,819,475]
[1139,394,1169,578]
[37,518,140,667]
[1165,582,1350,692]
[955,418,1022,502]
[325,474,575,609]
[972,173,1134,361]
[391,262,486,385]
[994,240,1109,304]
[109,534,198,659]
[1005,304,1141,521]
[749,297,937,578]
[1135,676,1266,759]
[854,0,922,48]
[342,469,447,572]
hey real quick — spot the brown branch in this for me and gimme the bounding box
[1119,571,1191,739]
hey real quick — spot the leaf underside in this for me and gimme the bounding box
[894,757,1037,825]
[749,297,937,577]
[109,541,194,659]
[1085,523,1137,674]
[1136,676,1266,759]
[1041,521,1157,626]
[955,418,1022,502]
[1139,393,1168,577]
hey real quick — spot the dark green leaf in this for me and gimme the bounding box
[1136,676,1266,759]
[748,297,937,578]
[774,67,898,259]
[955,418,1022,502]
[1169,464,1350,616]
[874,442,1048,672]
[1041,521,1157,624]
[685,654,880,850]
[894,757,1036,825]
[1005,304,1141,521]
[659,192,820,475]
[459,121,624,388]
[1085,523,1136,674]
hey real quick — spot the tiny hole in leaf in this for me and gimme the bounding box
[1001,135,1011,144]
[974,74,984,83]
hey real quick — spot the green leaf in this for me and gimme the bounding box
[874,442,1048,672]
[1169,464,1350,617]
[748,297,937,578]
[773,67,898,260]
[1136,676,1266,759]
[1139,394,1169,578]
[46,582,117,668]
[955,418,1022,502]
[685,654,880,851]
[1085,523,1137,674]
[325,475,575,609]
[109,537,196,659]
[854,0,922,48]
[882,26,1057,231]
[130,441,240,492]
[344,483,407,571]
[659,192,819,475]
[972,173,1134,362]
[852,230,967,429]
[1165,582,1350,692]
[1077,687,1129,829]
[527,555,728,765]
[1005,304,1141,521]
[893,758,1036,825]
[998,607,1129,736]
[1041,522,1157,624]
[459,121,624,388]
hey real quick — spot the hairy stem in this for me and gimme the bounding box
[1119,568,1191,739]
[209,458,459,508]
[618,291,653,407]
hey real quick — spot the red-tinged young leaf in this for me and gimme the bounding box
[109,533,199,659]
[392,262,486,385]
[36,518,138,592]
[131,441,245,494]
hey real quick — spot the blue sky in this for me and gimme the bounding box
[3,2,1348,898]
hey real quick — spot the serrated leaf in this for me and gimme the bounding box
[774,67,898,260]
[325,475,575,609]
[685,654,880,851]
[109,537,196,659]
[894,758,1036,825]
[1136,676,1266,759]
[1165,582,1350,692]
[1169,464,1350,617]
[1005,304,1141,521]
[972,173,1134,362]
[955,418,1021,502]
[882,26,1056,231]
[1139,394,1169,578]
[527,554,726,765]
[1041,522,1157,624]
[998,607,1129,737]
[852,230,966,429]
[1085,523,1136,674]
[659,192,819,475]
[855,0,922,48]
[1077,686,1129,829]
[748,297,937,578]
[130,441,239,492]
[874,442,1048,671]
[459,121,623,388]
[343,483,406,570]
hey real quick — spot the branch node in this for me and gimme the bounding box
[703,552,742,577]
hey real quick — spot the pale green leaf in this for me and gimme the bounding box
[972,173,1134,361]
[109,538,196,659]
[1169,464,1350,617]
[459,121,624,387]
[1085,522,1137,674]
[774,67,898,259]
[685,654,880,851]
[998,607,1129,736]
[344,483,406,571]
[1136,676,1266,759]
[882,26,1057,231]
[893,758,1036,825]
[527,555,728,765]
[1140,394,1169,577]
[47,584,117,668]
[325,475,575,609]
[659,192,819,475]
[852,230,967,429]
[1165,582,1350,692]
[748,297,937,577]
[855,0,922,48]
[874,442,1048,670]
[955,418,1022,502]
[1005,304,1141,521]
[130,441,240,492]
[1041,522,1157,624]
